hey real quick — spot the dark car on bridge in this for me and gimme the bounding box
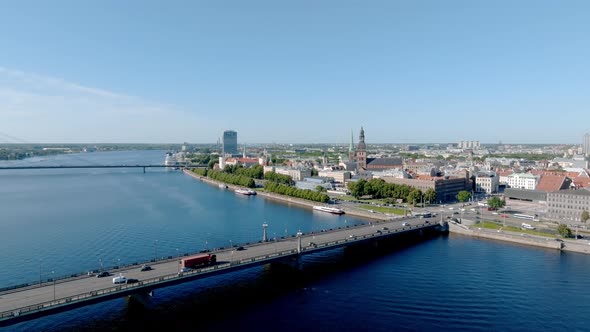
[96,271,110,278]
[140,265,152,271]
[126,278,139,284]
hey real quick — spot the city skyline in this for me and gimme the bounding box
[1,1,590,144]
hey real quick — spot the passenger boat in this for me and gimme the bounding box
[164,152,177,167]
[235,189,257,195]
[313,206,345,215]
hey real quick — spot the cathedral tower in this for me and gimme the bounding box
[356,126,367,170]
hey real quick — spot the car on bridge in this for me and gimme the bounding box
[140,265,152,271]
[96,271,110,278]
[112,275,127,284]
[402,222,410,226]
[126,278,139,284]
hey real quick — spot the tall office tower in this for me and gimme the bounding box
[222,130,238,155]
[584,133,590,157]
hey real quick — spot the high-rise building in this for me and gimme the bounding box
[222,130,238,155]
[584,133,590,157]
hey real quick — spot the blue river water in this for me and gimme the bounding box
[1,150,590,331]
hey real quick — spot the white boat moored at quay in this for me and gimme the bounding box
[313,206,345,215]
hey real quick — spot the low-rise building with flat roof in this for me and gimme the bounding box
[380,175,471,203]
[317,170,351,183]
[547,188,590,223]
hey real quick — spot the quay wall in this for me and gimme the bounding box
[182,169,387,222]
[448,222,590,254]
[184,169,590,255]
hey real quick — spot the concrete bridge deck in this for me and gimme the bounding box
[0,217,445,326]
[0,164,206,170]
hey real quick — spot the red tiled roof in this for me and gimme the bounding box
[536,175,569,192]
[236,158,258,163]
[573,177,590,188]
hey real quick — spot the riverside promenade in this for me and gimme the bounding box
[449,220,590,254]
[183,169,389,222]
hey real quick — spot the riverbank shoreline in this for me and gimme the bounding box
[448,222,590,255]
[183,169,387,222]
[184,169,590,255]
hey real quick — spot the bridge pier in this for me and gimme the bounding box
[143,167,146,174]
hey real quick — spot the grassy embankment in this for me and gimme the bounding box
[473,221,560,238]
[357,205,406,215]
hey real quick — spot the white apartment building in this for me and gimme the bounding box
[317,170,351,183]
[271,167,312,181]
[506,173,539,190]
[475,172,499,194]
[459,140,480,149]
[371,169,410,179]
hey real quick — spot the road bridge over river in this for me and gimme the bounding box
[0,217,447,326]
[0,164,207,173]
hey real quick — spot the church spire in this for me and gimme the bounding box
[356,126,367,170]
[359,126,365,144]
[348,129,355,162]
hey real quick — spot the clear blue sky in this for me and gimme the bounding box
[1,0,589,144]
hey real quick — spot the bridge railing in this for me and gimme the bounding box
[0,247,303,320]
[1,221,436,320]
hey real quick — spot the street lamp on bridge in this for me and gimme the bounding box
[296,230,303,253]
[176,248,180,274]
[51,270,56,301]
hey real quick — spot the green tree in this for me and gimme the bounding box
[207,158,217,169]
[264,172,294,185]
[557,224,573,238]
[581,210,590,223]
[424,188,436,204]
[348,179,366,199]
[487,196,505,210]
[456,190,471,205]
[315,185,327,192]
[407,189,422,206]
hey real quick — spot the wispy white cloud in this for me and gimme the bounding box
[0,67,208,143]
